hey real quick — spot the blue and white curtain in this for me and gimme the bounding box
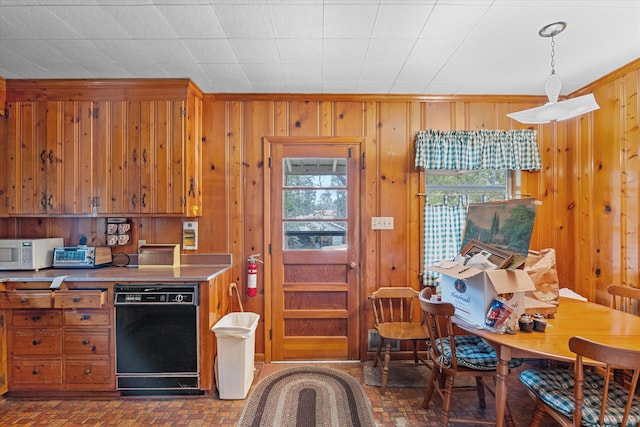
[415,129,541,171]
[415,129,541,286]
[423,201,468,286]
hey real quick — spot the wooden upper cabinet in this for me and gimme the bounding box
[4,79,203,217]
[6,101,60,215]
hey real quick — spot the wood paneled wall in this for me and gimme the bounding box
[1,58,638,360]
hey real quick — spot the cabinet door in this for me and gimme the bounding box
[6,102,47,214]
[0,311,7,395]
[184,94,203,217]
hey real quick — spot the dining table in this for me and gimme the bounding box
[454,296,640,427]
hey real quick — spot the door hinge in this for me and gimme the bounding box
[180,107,187,117]
[88,108,100,119]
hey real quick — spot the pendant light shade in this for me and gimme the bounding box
[507,22,599,124]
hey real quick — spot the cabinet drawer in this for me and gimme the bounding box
[54,290,107,309]
[12,310,62,327]
[64,331,109,355]
[11,329,62,356]
[0,291,52,309]
[11,359,63,386]
[65,358,112,386]
[63,309,110,326]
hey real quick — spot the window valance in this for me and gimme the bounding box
[414,129,542,171]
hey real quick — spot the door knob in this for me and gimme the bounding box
[349,261,357,269]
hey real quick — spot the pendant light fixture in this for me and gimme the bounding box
[507,21,599,124]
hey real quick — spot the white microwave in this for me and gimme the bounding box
[0,238,64,271]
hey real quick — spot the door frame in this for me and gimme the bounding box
[262,136,366,362]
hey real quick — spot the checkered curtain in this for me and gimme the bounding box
[414,129,541,170]
[423,201,468,286]
[415,129,541,286]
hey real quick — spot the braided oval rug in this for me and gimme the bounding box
[237,366,375,427]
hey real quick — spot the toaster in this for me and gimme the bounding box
[53,246,112,268]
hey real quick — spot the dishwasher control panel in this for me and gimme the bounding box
[114,284,198,306]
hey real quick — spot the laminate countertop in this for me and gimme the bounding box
[0,265,230,283]
[0,254,232,283]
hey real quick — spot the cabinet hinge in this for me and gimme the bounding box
[269,243,272,255]
[0,313,4,328]
[88,108,100,119]
[0,374,5,388]
[181,197,187,206]
[348,147,353,158]
[269,329,272,340]
[180,107,187,117]
[362,152,366,170]
[268,157,272,168]
[3,108,8,119]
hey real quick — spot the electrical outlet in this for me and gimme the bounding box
[183,221,198,250]
[371,216,394,230]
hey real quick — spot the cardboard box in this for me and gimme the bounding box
[430,263,536,327]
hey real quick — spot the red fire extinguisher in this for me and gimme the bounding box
[247,254,262,297]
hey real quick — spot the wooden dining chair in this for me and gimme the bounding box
[369,286,430,395]
[607,284,640,314]
[520,336,640,427]
[418,291,518,427]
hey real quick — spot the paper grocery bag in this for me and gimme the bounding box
[524,248,559,306]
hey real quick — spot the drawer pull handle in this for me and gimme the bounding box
[32,369,40,375]
[20,298,29,304]
[32,339,41,346]
[31,315,41,321]
[72,297,81,303]
[82,339,90,345]
[84,369,91,375]
[81,314,91,320]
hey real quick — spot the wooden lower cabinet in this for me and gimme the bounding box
[7,306,114,393]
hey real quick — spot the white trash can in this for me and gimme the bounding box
[212,312,260,399]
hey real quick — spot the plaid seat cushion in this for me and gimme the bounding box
[434,335,522,371]
[520,368,640,427]
[520,368,605,392]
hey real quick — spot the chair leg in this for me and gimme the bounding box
[439,374,455,427]
[529,398,547,427]
[422,365,440,409]
[380,340,392,395]
[373,337,383,368]
[475,376,486,409]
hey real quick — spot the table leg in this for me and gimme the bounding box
[494,346,511,427]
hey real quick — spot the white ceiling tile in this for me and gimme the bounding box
[278,39,322,63]
[363,38,414,64]
[157,5,225,38]
[100,5,177,39]
[231,39,280,63]
[323,4,379,38]
[323,39,368,64]
[270,4,323,38]
[372,4,434,38]
[214,4,274,38]
[200,63,248,82]
[184,39,238,64]
[46,5,126,39]
[0,1,639,94]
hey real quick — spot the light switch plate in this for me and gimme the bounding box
[371,216,394,230]
[183,221,198,250]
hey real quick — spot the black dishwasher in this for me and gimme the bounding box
[114,284,202,395]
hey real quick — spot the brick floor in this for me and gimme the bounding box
[0,360,558,426]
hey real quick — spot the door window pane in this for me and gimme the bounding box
[283,157,347,251]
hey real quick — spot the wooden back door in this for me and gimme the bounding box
[266,138,362,361]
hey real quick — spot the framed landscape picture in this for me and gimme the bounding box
[461,198,538,257]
